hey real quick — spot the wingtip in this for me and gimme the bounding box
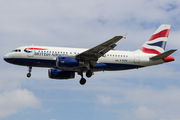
[123,33,127,39]
[123,33,128,37]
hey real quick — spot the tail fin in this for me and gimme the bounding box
[139,24,171,54]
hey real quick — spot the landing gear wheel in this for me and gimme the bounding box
[27,66,32,78]
[79,78,86,85]
[86,71,92,78]
[27,73,31,78]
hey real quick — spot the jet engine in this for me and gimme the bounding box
[48,68,75,79]
[56,57,84,67]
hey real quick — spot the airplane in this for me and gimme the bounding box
[4,24,177,85]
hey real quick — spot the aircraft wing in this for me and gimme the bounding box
[76,35,125,67]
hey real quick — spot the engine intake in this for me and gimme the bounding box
[56,57,84,67]
[48,68,75,79]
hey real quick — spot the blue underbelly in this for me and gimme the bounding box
[5,58,144,70]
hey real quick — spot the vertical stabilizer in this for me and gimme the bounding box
[139,24,171,54]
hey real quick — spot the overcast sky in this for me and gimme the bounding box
[0,0,180,120]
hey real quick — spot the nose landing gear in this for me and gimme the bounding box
[27,66,32,78]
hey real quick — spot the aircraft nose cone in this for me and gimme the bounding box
[3,54,10,62]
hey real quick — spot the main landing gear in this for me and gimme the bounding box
[27,66,32,78]
[86,70,93,78]
[78,70,93,85]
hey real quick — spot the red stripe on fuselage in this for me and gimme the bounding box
[25,48,48,50]
[140,47,161,54]
[148,29,170,41]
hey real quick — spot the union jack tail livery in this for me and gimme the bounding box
[139,24,170,54]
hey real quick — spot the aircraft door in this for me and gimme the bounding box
[134,52,140,63]
[27,46,34,57]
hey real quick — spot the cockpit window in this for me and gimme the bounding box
[11,49,21,52]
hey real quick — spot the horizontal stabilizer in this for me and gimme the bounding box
[150,49,177,60]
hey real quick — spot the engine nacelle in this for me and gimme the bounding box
[48,68,75,79]
[56,57,84,67]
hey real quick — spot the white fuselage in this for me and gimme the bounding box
[4,46,165,72]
